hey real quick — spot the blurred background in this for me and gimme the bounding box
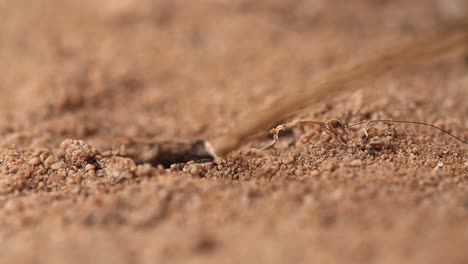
[0,0,461,149]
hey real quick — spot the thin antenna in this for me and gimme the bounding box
[347,119,468,145]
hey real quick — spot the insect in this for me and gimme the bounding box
[260,118,349,150]
[261,118,468,150]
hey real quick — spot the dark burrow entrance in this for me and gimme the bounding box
[122,139,214,168]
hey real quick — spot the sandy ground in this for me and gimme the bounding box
[0,0,467,263]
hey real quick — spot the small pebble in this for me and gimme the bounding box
[28,157,41,166]
[282,157,295,165]
[324,161,337,171]
[85,164,96,172]
[350,159,363,167]
[294,169,303,176]
[136,164,153,177]
[51,162,64,170]
[43,156,56,167]
[309,170,320,177]
[189,166,200,176]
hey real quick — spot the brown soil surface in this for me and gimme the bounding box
[0,1,467,263]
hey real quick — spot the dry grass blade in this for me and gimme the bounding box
[205,27,468,158]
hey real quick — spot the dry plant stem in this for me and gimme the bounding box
[206,28,468,158]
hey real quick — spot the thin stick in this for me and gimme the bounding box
[205,27,468,158]
[348,120,468,145]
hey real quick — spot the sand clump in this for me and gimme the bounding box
[60,139,98,168]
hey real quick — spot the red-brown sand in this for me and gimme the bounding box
[0,0,467,263]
